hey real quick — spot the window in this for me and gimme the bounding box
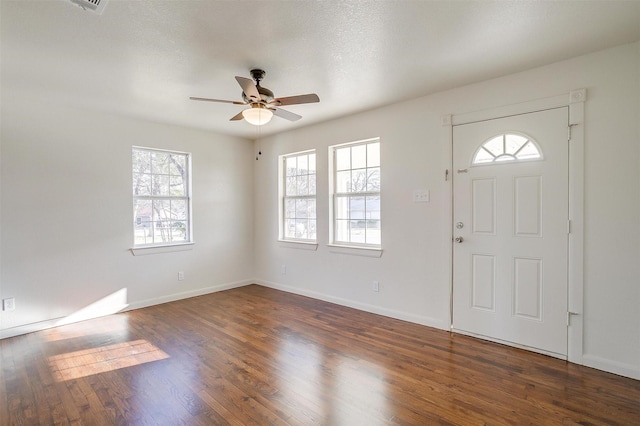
[281,150,316,242]
[472,133,542,165]
[132,147,191,247]
[331,139,381,247]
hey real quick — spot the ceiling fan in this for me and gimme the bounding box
[190,69,320,125]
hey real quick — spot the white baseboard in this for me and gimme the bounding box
[0,279,254,340]
[125,279,253,311]
[255,279,448,331]
[582,354,640,380]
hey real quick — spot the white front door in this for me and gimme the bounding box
[452,107,569,358]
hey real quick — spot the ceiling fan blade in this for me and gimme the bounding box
[229,111,245,121]
[271,107,302,122]
[190,96,245,105]
[272,93,319,106]
[235,76,261,102]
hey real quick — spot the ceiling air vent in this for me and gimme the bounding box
[69,0,108,15]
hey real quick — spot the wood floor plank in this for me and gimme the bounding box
[1,284,639,425]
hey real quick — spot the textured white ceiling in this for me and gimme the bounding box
[2,0,640,138]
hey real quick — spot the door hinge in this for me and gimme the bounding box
[567,219,571,234]
[445,169,449,181]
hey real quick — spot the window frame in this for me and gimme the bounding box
[132,146,193,248]
[279,149,317,243]
[329,138,381,249]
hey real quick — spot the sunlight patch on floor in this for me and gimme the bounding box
[48,339,169,381]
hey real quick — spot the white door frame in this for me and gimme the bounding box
[442,89,585,365]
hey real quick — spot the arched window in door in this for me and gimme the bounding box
[472,133,542,165]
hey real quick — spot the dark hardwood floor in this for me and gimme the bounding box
[1,284,639,425]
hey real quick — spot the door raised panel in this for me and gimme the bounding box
[472,254,496,311]
[472,178,496,235]
[513,257,543,320]
[514,175,542,237]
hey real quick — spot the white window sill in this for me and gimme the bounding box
[278,240,319,251]
[328,244,383,258]
[130,243,195,256]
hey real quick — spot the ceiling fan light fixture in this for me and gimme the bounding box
[242,106,273,125]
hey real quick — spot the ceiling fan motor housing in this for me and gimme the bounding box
[242,86,274,104]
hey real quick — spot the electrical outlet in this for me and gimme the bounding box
[281,265,287,275]
[178,271,184,281]
[372,281,380,292]
[3,298,15,311]
[413,190,430,203]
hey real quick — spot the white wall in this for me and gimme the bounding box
[1,42,638,380]
[0,96,255,337]
[253,42,640,379]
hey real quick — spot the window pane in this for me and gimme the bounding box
[336,147,351,171]
[350,196,365,220]
[366,168,380,192]
[133,149,151,173]
[297,155,308,174]
[335,196,349,220]
[308,153,316,172]
[170,199,187,220]
[335,219,349,242]
[286,176,297,196]
[366,196,380,219]
[152,175,170,196]
[295,218,308,239]
[351,144,367,169]
[153,200,170,222]
[285,199,296,219]
[309,172,316,195]
[170,175,185,196]
[295,199,308,219]
[297,175,309,195]
[336,170,351,193]
[307,199,316,219]
[351,169,367,193]
[169,154,186,176]
[133,173,151,196]
[171,221,187,242]
[152,152,170,174]
[308,219,317,240]
[286,157,297,177]
[285,219,296,239]
[350,221,365,244]
[367,143,380,167]
[366,221,381,245]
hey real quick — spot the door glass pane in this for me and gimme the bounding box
[516,141,541,160]
[483,136,504,156]
[505,134,527,154]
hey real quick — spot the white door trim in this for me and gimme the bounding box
[442,89,585,365]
